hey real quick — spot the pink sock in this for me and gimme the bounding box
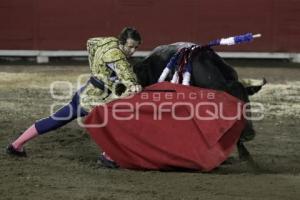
[12,124,38,151]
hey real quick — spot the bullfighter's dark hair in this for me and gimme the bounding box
[118,27,142,45]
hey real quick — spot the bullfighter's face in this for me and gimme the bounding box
[120,38,140,58]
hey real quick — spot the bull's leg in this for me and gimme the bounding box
[240,119,256,142]
[231,82,256,142]
[237,140,251,161]
[237,140,263,173]
[238,119,255,161]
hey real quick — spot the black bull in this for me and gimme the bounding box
[133,42,265,161]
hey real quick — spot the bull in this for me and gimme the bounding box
[133,42,266,161]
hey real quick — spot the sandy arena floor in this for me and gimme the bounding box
[0,61,299,200]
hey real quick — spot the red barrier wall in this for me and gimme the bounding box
[0,0,299,52]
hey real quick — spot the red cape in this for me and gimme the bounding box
[85,82,245,171]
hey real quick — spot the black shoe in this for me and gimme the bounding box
[97,154,119,169]
[6,144,27,157]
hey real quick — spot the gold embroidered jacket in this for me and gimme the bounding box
[80,37,138,112]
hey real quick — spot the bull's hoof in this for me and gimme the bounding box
[239,150,251,161]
